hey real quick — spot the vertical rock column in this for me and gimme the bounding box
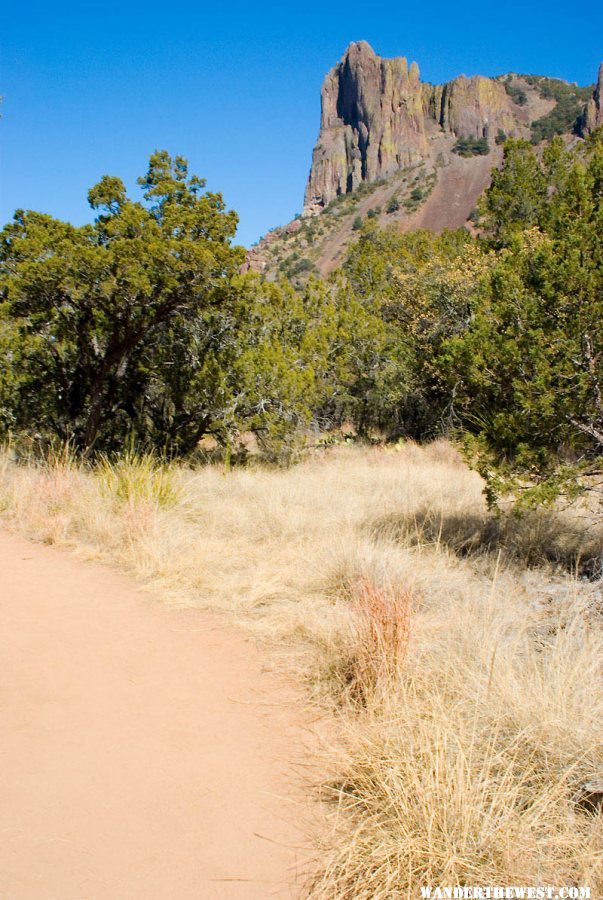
[303,41,428,214]
[581,63,603,133]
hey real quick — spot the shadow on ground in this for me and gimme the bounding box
[371,506,603,578]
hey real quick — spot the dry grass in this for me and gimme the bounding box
[377,504,603,577]
[344,578,413,705]
[1,440,602,897]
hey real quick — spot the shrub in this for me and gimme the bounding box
[504,80,528,106]
[291,256,315,275]
[453,135,491,157]
[448,134,603,503]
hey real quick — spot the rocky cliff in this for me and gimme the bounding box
[581,63,603,133]
[304,41,521,214]
[304,42,428,212]
[244,46,601,280]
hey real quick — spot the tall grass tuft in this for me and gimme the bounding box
[345,578,412,705]
[97,451,182,510]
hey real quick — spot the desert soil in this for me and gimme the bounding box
[0,531,317,899]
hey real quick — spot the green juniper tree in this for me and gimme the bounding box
[0,151,243,453]
[445,132,603,503]
[0,151,392,460]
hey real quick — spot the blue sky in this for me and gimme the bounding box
[1,1,601,247]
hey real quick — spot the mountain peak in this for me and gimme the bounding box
[304,48,601,216]
[244,55,600,281]
[344,40,376,57]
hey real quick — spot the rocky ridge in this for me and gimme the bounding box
[244,43,601,280]
[304,41,519,214]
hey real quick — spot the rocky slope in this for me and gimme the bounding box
[245,43,601,280]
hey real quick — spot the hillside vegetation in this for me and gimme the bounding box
[523,75,595,143]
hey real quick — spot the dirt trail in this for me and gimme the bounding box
[0,532,317,899]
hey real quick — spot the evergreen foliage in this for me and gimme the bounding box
[446,132,603,502]
[526,75,594,143]
[452,135,490,157]
[2,131,603,505]
[0,153,378,458]
[503,79,528,106]
[342,226,485,438]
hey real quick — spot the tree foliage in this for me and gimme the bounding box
[452,135,490,157]
[341,226,488,437]
[338,133,603,504]
[446,132,603,502]
[2,132,602,497]
[0,152,245,452]
[477,138,549,245]
[0,151,397,459]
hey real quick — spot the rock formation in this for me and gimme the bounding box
[581,63,603,133]
[304,41,520,214]
[304,42,428,213]
[437,75,517,138]
[246,50,601,280]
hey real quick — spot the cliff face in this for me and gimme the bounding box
[305,42,428,212]
[582,63,603,133]
[438,75,517,138]
[304,41,520,214]
[245,49,601,281]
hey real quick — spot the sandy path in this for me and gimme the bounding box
[0,532,316,899]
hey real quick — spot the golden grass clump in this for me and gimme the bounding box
[0,439,601,895]
[311,575,603,897]
[96,451,182,510]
